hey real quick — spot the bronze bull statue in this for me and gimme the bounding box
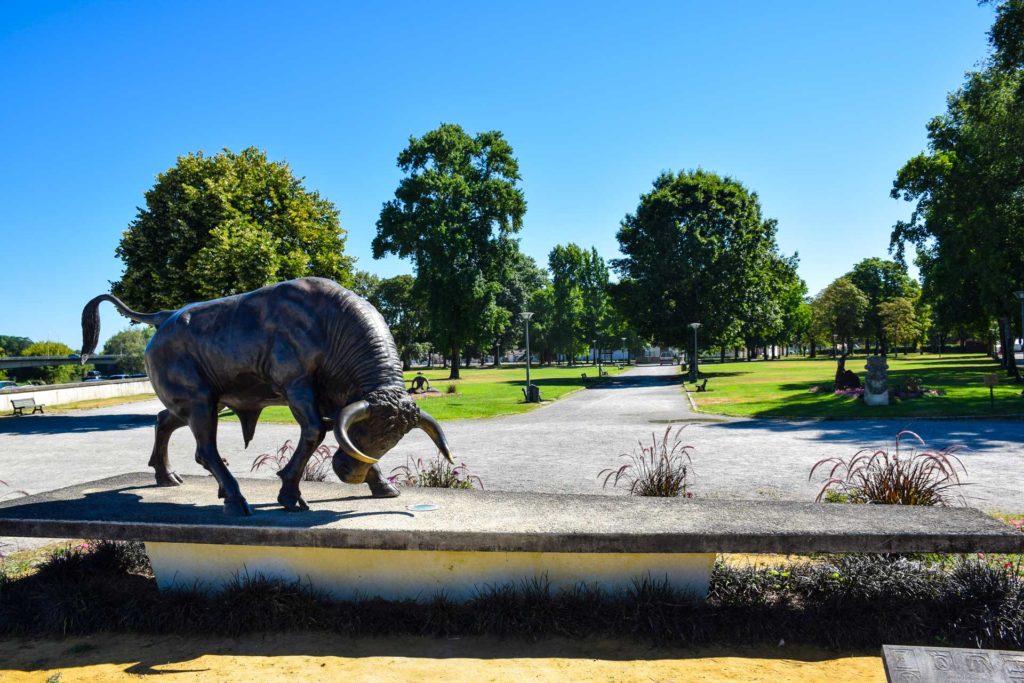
[80,277,453,516]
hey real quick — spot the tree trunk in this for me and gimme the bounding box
[449,343,461,380]
[493,342,502,367]
[810,340,816,358]
[720,346,726,363]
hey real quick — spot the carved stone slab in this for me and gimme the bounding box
[883,644,1024,682]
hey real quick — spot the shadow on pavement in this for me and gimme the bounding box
[0,413,156,435]
[697,417,1024,453]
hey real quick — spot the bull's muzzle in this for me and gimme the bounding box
[332,451,373,485]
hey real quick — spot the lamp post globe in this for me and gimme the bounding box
[689,322,701,383]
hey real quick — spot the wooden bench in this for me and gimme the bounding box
[695,378,709,392]
[11,397,44,416]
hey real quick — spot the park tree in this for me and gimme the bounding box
[547,244,589,363]
[891,0,1024,376]
[0,336,33,357]
[101,327,154,374]
[374,124,527,379]
[878,297,921,356]
[358,274,431,371]
[614,170,782,352]
[18,341,82,385]
[113,147,354,310]
[491,248,547,366]
[813,277,868,357]
[846,258,917,353]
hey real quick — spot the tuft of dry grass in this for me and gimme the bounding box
[251,440,333,482]
[600,426,695,497]
[389,455,482,489]
[809,430,968,506]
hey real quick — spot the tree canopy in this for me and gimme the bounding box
[613,170,791,352]
[374,124,527,379]
[113,147,354,310]
[811,277,868,352]
[101,327,155,375]
[891,0,1024,373]
[19,341,81,385]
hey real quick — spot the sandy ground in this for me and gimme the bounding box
[0,633,885,682]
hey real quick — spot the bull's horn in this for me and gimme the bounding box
[336,400,379,465]
[418,409,454,464]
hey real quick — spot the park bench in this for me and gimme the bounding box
[695,378,709,392]
[10,397,44,416]
[0,473,1019,602]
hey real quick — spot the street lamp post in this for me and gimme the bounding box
[689,322,701,383]
[1015,291,1024,368]
[621,336,627,365]
[521,312,536,402]
[592,339,597,367]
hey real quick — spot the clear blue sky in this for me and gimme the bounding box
[0,0,995,349]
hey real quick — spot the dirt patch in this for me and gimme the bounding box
[0,633,884,682]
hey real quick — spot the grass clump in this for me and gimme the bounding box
[389,455,483,489]
[251,440,333,482]
[810,430,967,505]
[599,426,694,497]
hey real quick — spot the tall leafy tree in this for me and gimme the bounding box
[846,258,917,353]
[492,248,548,366]
[813,277,869,354]
[891,0,1024,376]
[102,327,155,374]
[878,297,921,356]
[548,244,589,362]
[114,147,354,310]
[0,336,33,357]
[363,275,431,371]
[18,341,82,385]
[614,170,782,351]
[374,124,526,379]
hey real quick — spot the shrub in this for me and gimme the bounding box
[599,426,695,497]
[809,430,967,505]
[389,455,482,489]
[251,440,333,482]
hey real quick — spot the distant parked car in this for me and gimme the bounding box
[83,375,104,382]
[0,381,20,391]
[128,373,147,378]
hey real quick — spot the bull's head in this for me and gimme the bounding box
[331,387,452,486]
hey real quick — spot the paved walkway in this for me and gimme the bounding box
[1,364,1022,544]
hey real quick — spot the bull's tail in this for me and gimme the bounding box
[81,294,174,363]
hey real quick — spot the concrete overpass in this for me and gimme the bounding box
[0,355,121,370]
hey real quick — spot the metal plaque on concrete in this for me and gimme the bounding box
[882,644,1024,682]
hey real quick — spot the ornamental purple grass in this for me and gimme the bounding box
[809,430,968,506]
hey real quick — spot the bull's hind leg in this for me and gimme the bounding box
[189,400,251,516]
[149,409,186,486]
[276,382,324,512]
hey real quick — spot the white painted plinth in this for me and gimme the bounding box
[864,391,890,406]
[145,542,715,601]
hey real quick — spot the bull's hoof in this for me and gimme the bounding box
[222,497,253,516]
[369,481,401,498]
[277,490,309,512]
[155,472,184,487]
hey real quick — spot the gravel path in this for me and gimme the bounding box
[1,364,1022,552]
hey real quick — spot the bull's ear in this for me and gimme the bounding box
[337,400,379,464]
[417,409,454,464]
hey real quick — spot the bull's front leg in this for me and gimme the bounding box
[276,384,325,512]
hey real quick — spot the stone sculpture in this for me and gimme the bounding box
[80,277,453,516]
[863,355,890,406]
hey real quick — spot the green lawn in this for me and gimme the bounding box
[690,353,1024,419]
[233,364,624,424]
